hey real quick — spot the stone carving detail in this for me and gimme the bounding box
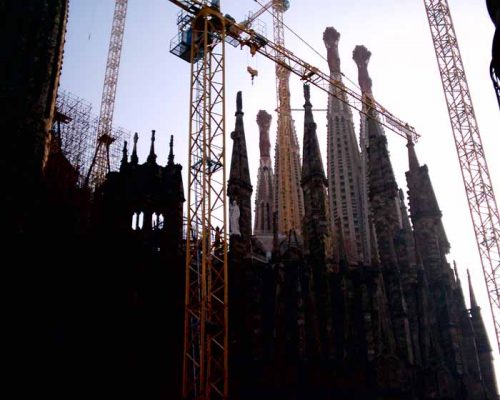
[229,199,241,236]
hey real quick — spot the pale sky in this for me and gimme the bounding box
[60,0,500,379]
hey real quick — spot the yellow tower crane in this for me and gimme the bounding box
[168,1,417,399]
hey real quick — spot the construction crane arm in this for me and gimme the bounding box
[169,0,418,141]
[237,30,417,140]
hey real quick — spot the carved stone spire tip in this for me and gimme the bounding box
[467,269,479,309]
[304,83,311,104]
[406,134,420,171]
[257,110,272,160]
[352,45,371,65]
[131,133,139,165]
[168,134,175,165]
[323,27,340,47]
[353,45,373,94]
[323,27,341,75]
[256,110,272,131]
[236,91,243,114]
[121,140,128,168]
[147,129,157,164]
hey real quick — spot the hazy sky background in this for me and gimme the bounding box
[60,0,500,378]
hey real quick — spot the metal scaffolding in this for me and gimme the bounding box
[55,89,129,188]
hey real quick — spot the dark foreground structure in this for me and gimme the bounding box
[228,86,497,399]
[2,2,497,399]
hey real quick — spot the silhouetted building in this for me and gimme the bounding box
[5,4,497,398]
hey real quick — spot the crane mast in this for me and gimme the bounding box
[170,1,228,399]
[423,0,500,352]
[87,0,128,189]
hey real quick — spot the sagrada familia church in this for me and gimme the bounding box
[2,2,498,399]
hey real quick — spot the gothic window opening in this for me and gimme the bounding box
[132,212,138,230]
[138,212,144,230]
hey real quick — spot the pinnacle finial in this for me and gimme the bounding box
[406,134,420,171]
[131,132,139,165]
[467,269,479,309]
[256,110,272,129]
[353,45,373,95]
[236,91,243,115]
[303,84,311,106]
[323,27,341,75]
[168,134,175,165]
[120,140,128,169]
[147,129,157,164]
[257,110,272,160]
[398,188,405,202]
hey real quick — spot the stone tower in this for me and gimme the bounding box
[324,27,369,264]
[228,91,253,244]
[301,84,332,356]
[254,110,274,252]
[99,130,184,247]
[357,46,413,363]
[94,131,185,398]
[352,44,378,265]
[274,71,304,235]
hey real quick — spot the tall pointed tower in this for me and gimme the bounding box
[274,72,304,235]
[353,44,378,265]
[301,84,332,356]
[468,271,498,398]
[254,110,274,251]
[357,47,413,363]
[228,91,253,242]
[405,135,465,377]
[301,84,329,258]
[324,27,369,264]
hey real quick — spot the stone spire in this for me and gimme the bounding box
[353,45,377,267]
[301,85,326,183]
[352,45,373,98]
[324,27,369,264]
[301,84,328,251]
[120,140,128,171]
[131,132,139,165]
[274,62,304,235]
[468,270,479,310]
[406,135,420,172]
[406,134,465,377]
[147,129,157,164]
[228,91,253,240]
[323,27,341,78]
[168,135,174,166]
[468,270,498,398]
[300,84,333,358]
[359,47,413,363]
[405,136,450,278]
[452,265,483,383]
[254,110,274,248]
